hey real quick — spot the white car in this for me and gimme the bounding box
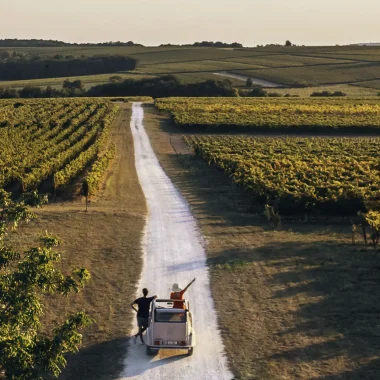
[145,298,196,356]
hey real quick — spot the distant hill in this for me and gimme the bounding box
[358,43,380,46]
[160,41,244,48]
[0,39,144,47]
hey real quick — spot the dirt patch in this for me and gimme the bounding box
[9,104,146,380]
[143,105,380,380]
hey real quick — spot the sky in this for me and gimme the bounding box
[1,0,379,46]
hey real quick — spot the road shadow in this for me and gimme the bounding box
[57,338,129,380]
[208,240,380,378]
[316,357,380,379]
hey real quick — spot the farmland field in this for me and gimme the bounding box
[230,62,380,87]
[156,97,380,132]
[128,46,380,89]
[1,45,380,94]
[185,136,380,216]
[352,79,380,90]
[0,98,118,194]
[0,72,155,90]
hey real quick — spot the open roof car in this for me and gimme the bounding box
[145,298,196,356]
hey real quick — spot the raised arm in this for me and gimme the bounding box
[183,278,196,293]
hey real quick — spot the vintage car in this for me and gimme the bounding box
[144,298,196,356]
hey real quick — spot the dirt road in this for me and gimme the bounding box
[119,103,232,379]
[213,71,285,87]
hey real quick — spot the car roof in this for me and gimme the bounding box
[154,298,187,303]
[155,308,186,313]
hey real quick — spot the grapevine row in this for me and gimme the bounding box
[156,98,380,132]
[84,144,116,195]
[186,136,380,216]
[0,99,119,194]
[53,106,118,190]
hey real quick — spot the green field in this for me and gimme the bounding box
[0,72,155,90]
[231,62,380,87]
[1,45,380,95]
[352,79,380,90]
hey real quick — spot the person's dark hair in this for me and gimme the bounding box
[142,288,148,296]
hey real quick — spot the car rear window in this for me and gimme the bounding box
[155,311,186,323]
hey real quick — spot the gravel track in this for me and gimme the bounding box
[119,103,232,380]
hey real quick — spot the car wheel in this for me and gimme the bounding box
[188,347,194,356]
[146,346,155,356]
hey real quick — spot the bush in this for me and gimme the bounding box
[0,76,238,99]
[63,79,84,91]
[87,76,237,98]
[333,91,347,97]
[19,86,44,98]
[0,88,19,98]
[110,75,123,83]
[292,81,309,88]
[310,91,347,97]
[247,86,267,97]
[246,78,253,88]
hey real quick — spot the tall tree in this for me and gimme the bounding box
[246,77,254,88]
[0,190,92,379]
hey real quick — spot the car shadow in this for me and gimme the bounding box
[120,344,189,378]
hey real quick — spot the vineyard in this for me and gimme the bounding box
[185,136,380,218]
[156,97,380,132]
[0,98,118,195]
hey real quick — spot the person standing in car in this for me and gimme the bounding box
[170,278,196,309]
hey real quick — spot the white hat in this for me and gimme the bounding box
[172,283,183,292]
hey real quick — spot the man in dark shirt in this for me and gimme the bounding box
[131,288,157,344]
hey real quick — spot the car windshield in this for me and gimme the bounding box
[155,311,186,323]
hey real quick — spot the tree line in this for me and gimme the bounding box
[0,38,143,47]
[0,76,238,99]
[0,39,243,48]
[160,41,243,48]
[0,55,137,81]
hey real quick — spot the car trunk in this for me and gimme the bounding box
[153,322,187,342]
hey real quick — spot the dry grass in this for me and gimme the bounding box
[143,105,380,379]
[8,104,146,380]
